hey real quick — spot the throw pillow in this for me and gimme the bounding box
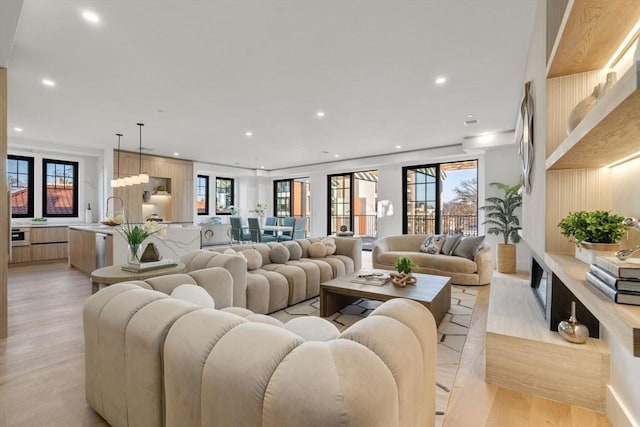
[223,248,236,255]
[420,234,446,254]
[452,236,486,259]
[441,235,462,255]
[308,242,328,258]
[269,243,290,264]
[242,249,262,270]
[282,241,303,260]
[321,237,337,255]
[170,284,215,308]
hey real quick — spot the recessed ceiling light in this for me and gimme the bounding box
[316,111,326,118]
[478,134,495,143]
[173,152,179,156]
[245,131,253,137]
[466,114,474,118]
[464,118,479,125]
[42,79,55,87]
[14,127,23,132]
[334,154,339,158]
[260,165,265,169]
[435,76,447,85]
[395,145,401,149]
[82,11,100,23]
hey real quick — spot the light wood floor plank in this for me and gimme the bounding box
[1,262,614,426]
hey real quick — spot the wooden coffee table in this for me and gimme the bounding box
[90,262,186,294]
[320,270,451,325]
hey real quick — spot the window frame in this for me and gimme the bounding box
[196,175,210,216]
[42,158,79,218]
[7,155,35,218]
[215,177,235,215]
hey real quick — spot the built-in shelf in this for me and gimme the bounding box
[546,60,640,170]
[547,0,640,78]
[545,253,640,357]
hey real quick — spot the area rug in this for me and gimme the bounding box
[269,285,478,427]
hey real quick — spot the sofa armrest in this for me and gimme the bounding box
[333,236,362,271]
[474,245,494,285]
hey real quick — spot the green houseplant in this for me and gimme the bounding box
[480,182,522,273]
[394,256,417,274]
[557,210,625,245]
[557,210,625,264]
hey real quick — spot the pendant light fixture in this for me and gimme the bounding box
[136,122,149,183]
[110,133,123,188]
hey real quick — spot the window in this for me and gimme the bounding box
[43,158,78,217]
[196,175,209,215]
[216,177,234,215]
[403,160,478,236]
[274,179,292,218]
[7,155,34,218]
[327,171,378,236]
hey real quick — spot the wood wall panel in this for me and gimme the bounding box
[1,68,7,338]
[546,168,612,254]
[546,70,605,156]
[113,151,193,223]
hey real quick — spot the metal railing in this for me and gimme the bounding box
[407,214,477,236]
[330,214,377,237]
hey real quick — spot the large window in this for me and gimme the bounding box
[43,158,78,217]
[7,155,34,218]
[274,179,292,218]
[327,171,378,236]
[216,177,234,215]
[403,160,477,236]
[196,175,209,215]
[274,178,310,236]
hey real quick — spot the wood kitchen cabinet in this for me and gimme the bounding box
[30,226,68,261]
[68,229,113,275]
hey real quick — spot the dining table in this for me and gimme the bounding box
[261,225,293,236]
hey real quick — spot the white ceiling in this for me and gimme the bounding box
[6,0,537,171]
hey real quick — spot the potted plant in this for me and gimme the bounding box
[480,182,522,273]
[392,256,418,287]
[557,210,625,264]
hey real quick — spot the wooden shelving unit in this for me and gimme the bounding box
[546,61,640,170]
[545,253,640,357]
[547,0,640,78]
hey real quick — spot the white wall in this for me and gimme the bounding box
[8,138,103,224]
[483,144,531,271]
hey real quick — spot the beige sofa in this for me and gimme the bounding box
[84,283,437,427]
[182,236,362,314]
[373,234,493,285]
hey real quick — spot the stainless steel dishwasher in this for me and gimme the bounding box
[95,233,109,269]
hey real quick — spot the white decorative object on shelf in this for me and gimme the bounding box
[566,84,602,135]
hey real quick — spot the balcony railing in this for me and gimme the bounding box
[407,214,477,236]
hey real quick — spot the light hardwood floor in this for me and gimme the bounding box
[1,261,611,426]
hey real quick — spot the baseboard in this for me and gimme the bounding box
[607,385,639,427]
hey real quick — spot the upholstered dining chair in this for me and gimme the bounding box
[248,217,277,243]
[264,216,277,237]
[292,217,306,239]
[277,216,296,241]
[230,217,251,243]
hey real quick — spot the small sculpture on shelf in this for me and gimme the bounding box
[566,71,617,135]
[558,301,589,344]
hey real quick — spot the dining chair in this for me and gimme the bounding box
[248,217,276,243]
[277,217,296,241]
[230,217,251,243]
[264,216,277,237]
[292,217,306,239]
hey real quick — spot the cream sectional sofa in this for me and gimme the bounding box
[182,236,362,314]
[373,234,493,285]
[84,283,437,427]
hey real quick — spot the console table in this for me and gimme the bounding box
[90,262,186,294]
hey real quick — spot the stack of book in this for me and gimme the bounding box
[121,259,178,273]
[585,256,640,305]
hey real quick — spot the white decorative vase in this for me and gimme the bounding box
[574,242,620,264]
[566,84,602,135]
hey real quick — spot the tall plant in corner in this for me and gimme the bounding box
[480,182,522,273]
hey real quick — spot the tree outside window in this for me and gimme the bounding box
[196,175,209,215]
[216,177,234,215]
[43,159,78,217]
[7,155,34,218]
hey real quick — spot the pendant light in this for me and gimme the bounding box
[137,122,149,183]
[110,133,123,188]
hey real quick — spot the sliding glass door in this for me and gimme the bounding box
[403,160,478,236]
[328,170,378,236]
[274,178,310,236]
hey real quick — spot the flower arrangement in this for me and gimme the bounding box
[249,203,268,217]
[229,205,239,216]
[116,220,166,263]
